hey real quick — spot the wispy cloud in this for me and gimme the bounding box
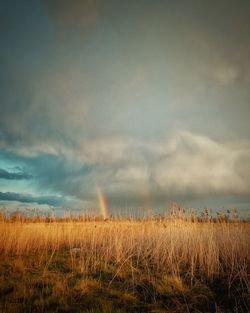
[0,192,64,206]
[0,168,31,180]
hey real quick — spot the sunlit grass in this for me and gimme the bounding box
[0,208,249,312]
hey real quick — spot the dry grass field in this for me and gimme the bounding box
[0,209,249,313]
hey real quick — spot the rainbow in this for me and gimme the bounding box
[97,187,109,219]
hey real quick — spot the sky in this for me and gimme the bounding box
[0,0,250,216]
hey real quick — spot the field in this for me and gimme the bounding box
[0,210,249,313]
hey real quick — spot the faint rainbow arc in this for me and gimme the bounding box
[97,187,109,219]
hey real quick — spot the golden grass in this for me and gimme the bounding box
[0,214,249,312]
[0,219,249,280]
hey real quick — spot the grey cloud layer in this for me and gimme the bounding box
[2,131,249,208]
[0,0,250,210]
[1,0,250,147]
[58,132,250,199]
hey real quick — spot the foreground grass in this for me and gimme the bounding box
[0,218,249,312]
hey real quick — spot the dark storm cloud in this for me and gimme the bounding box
[0,0,250,212]
[1,0,249,149]
[0,0,54,149]
[0,168,31,180]
[25,154,92,199]
[0,192,64,206]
